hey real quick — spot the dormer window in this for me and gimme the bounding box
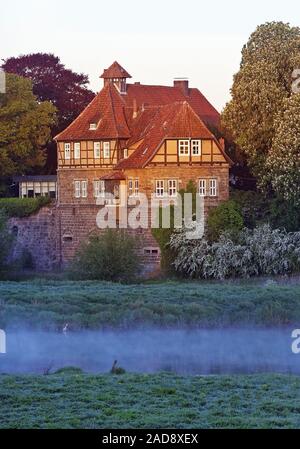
[89,123,97,130]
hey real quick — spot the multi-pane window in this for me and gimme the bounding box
[198,179,218,197]
[192,140,201,156]
[94,142,100,159]
[168,179,177,197]
[178,140,190,156]
[209,179,217,197]
[64,143,71,160]
[94,180,105,198]
[134,179,139,196]
[74,180,81,198]
[81,181,88,198]
[156,180,165,197]
[103,142,110,159]
[128,179,139,197]
[199,179,206,196]
[74,142,81,160]
[89,123,97,130]
[75,180,88,198]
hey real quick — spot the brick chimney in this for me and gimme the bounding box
[174,78,189,96]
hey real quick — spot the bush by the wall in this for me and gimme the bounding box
[206,200,244,241]
[0,196,51,218]
[170,223,300,279]
[70,229,140,282]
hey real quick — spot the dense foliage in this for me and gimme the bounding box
[0,196,51,218]
[206,200,244,241]
[221,22,300,184]
[170,224,300,279]
[265,94,300,204]
[0,74,57,178]
[70,230,140,282]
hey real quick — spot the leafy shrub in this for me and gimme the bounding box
[206,200,244,241]
[231,189,300,231]
[0,196,51,218]
[0,210,13,273]
[152,180,197,273]
[170,223,300,279]
[70,229,140,282]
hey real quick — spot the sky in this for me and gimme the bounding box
[1,0,300,111]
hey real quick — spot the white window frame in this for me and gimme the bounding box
[74,142,81,160]
[134,179,139,197]
[128,179,133,197]
[74,180,81,198]
[94,142,100,159]
[199,179,206,197]
[94,180,105,198]
[155,180,165,197]
[64,143,71,160]
[178,140,190,156]
[209,179,217,197]
[89,123,97,130]
[124,148,128,159]
[168,179,177,197]
[81,180,88,198]
[103,142,110,159]
[192,140,201,156]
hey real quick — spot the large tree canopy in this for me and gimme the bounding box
[2,53,95,131]
[0,73,57,177]
[266,93,300,204]
[221,22,300,183]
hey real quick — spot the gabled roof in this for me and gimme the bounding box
[116,101,220,169]
[100,61,132,79]
[124,83,220,129]
[55,83,130,140]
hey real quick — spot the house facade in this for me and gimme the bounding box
[55,62,231,273]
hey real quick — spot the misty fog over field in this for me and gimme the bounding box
[0,328,299,375]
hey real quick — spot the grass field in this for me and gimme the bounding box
[1,278,300,330]
[0,371,299,429]
[1,278,300,429]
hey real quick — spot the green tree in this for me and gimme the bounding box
[0,73,57,177]
[206,200,244,242]
[265,93,300,204]
[221,22,300,183]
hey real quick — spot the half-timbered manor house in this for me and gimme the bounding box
[55,61,231,273]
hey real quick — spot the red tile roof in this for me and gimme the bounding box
[55,83,130,140]
[100,61,132,79]
[116,101,224,169]
[100,171,126,180]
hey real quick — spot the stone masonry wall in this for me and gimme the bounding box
[8,206,59,271]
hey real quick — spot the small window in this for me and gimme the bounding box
[81,180,88,198]
[64,143,71,160]
[94,142,100,159]
[209,179,217,197]
[63,235,73,243]
[168,179,177,197]
[124,148,128,159]
[178,140,190,156]
[199,179,206,197]
[103,142,110,159]
[134,179,139,196]
[128,179,133,197]
[156,180,164,197]
[74,142,81,160]
[74,180,81,198]
[192,140,201,156]
[94,180,105,198]
[89,123,97,130]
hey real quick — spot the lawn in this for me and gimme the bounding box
[0,279,300,330]
[0,371,299,429]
